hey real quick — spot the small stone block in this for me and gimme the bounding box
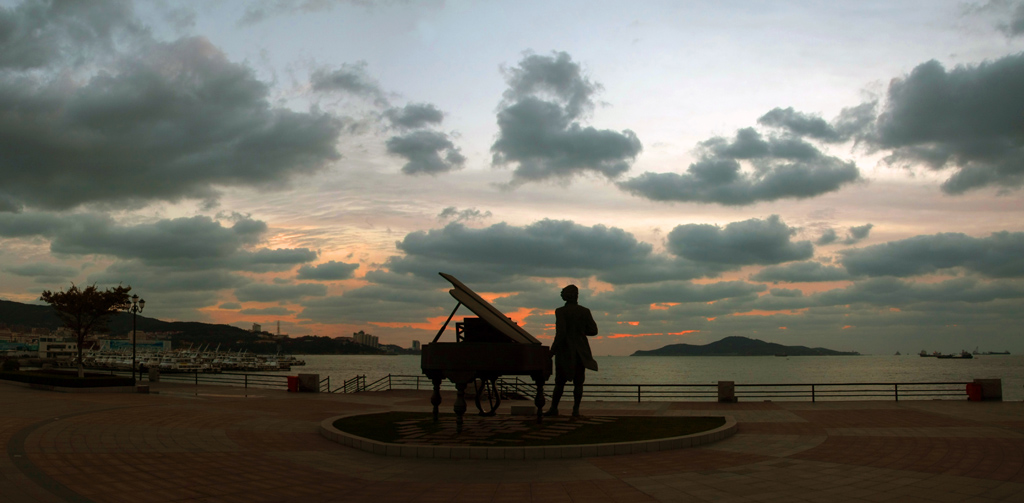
[543,447,562,459]
[451,447,470,459]
[505,448,524,460]
[614,443,630,455]
[433,447,450,459]
[401,446,418,458]
[597,444,615,456]
[524,448,544,459]
[385,444,400,456]
[361,440,375,453]
[487,448,504,460]
[630,442,647,454]
[581,445,598,457]
[561,446,581,458]
[417,446,433,458]
[470,448,488,459]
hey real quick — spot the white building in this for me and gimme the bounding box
[352,330,379,348]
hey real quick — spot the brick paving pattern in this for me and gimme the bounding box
[1,381,1022,502]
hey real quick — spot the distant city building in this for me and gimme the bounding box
[38,338,78,359]
[352,330,379,348]
[411,340,420,351]
[252,323,262,333]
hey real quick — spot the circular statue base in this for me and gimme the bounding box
[320,411,736,460]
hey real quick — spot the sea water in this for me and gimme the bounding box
[297,354,1024,401]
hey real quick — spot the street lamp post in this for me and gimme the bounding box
[129,294,145,383]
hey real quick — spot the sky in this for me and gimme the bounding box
[1,0,1023,355]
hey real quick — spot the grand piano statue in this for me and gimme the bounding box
[421,273,551,432]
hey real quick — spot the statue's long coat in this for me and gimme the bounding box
[552,301,599,380]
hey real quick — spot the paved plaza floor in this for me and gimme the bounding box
[2,380,1023,502]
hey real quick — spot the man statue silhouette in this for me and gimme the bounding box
[545,284,598,418]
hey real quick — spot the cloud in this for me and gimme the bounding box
[219,302,242,310]
[383,103,444,130]
[751,261,852,283]
[666,215,813,265]
[438,207,492,223]
[619,128,860,205]
[844,223,874,244]
[870,54,1024,193]
[816,223,873,246]
[0,0,140,70]
[491,52,642,184]
[390,220,654,281]
[237,0,362,26]
[235,282,328,302]
[757,103,876,143]
[239,306,295,316]
[310,61,388,105]
[385,130,466,175]
[0,30,342,211]
[595,280,765,306]
[296,260,359,281]
[3,261,78,283]
[840,231,1024,278]
[816,228,838,246]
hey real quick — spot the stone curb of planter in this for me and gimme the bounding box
[319,413,736,460]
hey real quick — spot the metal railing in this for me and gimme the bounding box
[333,374,971,402]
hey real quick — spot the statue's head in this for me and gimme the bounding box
[560,284,579,302]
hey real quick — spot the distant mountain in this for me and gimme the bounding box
[0,299,398,355]
[631,336,859,356]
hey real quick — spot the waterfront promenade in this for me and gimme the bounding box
[2,381,1023,502]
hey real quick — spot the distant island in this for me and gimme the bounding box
[631,336,859,357]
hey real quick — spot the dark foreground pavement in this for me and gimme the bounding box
[2,380,1022,502]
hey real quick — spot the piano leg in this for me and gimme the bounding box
[430,377,443,422]
[534,377,546,424]
[454,381,468,433]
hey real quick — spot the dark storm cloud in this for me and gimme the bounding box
[89,261,249,293]
[234,282,327,302]
[666,215,813,266]
[3,262,77,282]
[816,224,873,246]
[391,220,653,281]
[383,103,444,130]
[1012,2,1024,35]
[385,130,466,175]
[310,61,388,105]
[840,231,1024,278]
[808,277,1024,308]
[595,280,765,306]
[296,260,359,281]
[751,261,852,283]
[0,33,342,210]
[387,220,726,286]
[870,54,1024,193]
[816,228,838,246]
[620,128,860,206]
[219,302,241,310]
[491,52,642,184]
[757,103,876,143]
[0,0,139,70]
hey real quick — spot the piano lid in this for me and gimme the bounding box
[439,272,541,345]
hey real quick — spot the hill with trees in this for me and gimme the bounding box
[631,336,859,356]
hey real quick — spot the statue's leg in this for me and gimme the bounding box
[454,381,468,433]
[534,376,546,424]
[431,377,442,422]
[572,367,586,417]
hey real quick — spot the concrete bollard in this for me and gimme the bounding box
[297,373,320,392]
[974,378,1002,401]
[718,381,737,403]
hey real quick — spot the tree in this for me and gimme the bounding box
[40,284,131,378]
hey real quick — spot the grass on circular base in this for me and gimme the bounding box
[334,411,725,447]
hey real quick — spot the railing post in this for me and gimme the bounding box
[389,374,392,390]
[637,385,641,403]
[811,384,815,403]
[245,374,248,389]
[894,383,899,402]
[195,372,198,386]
